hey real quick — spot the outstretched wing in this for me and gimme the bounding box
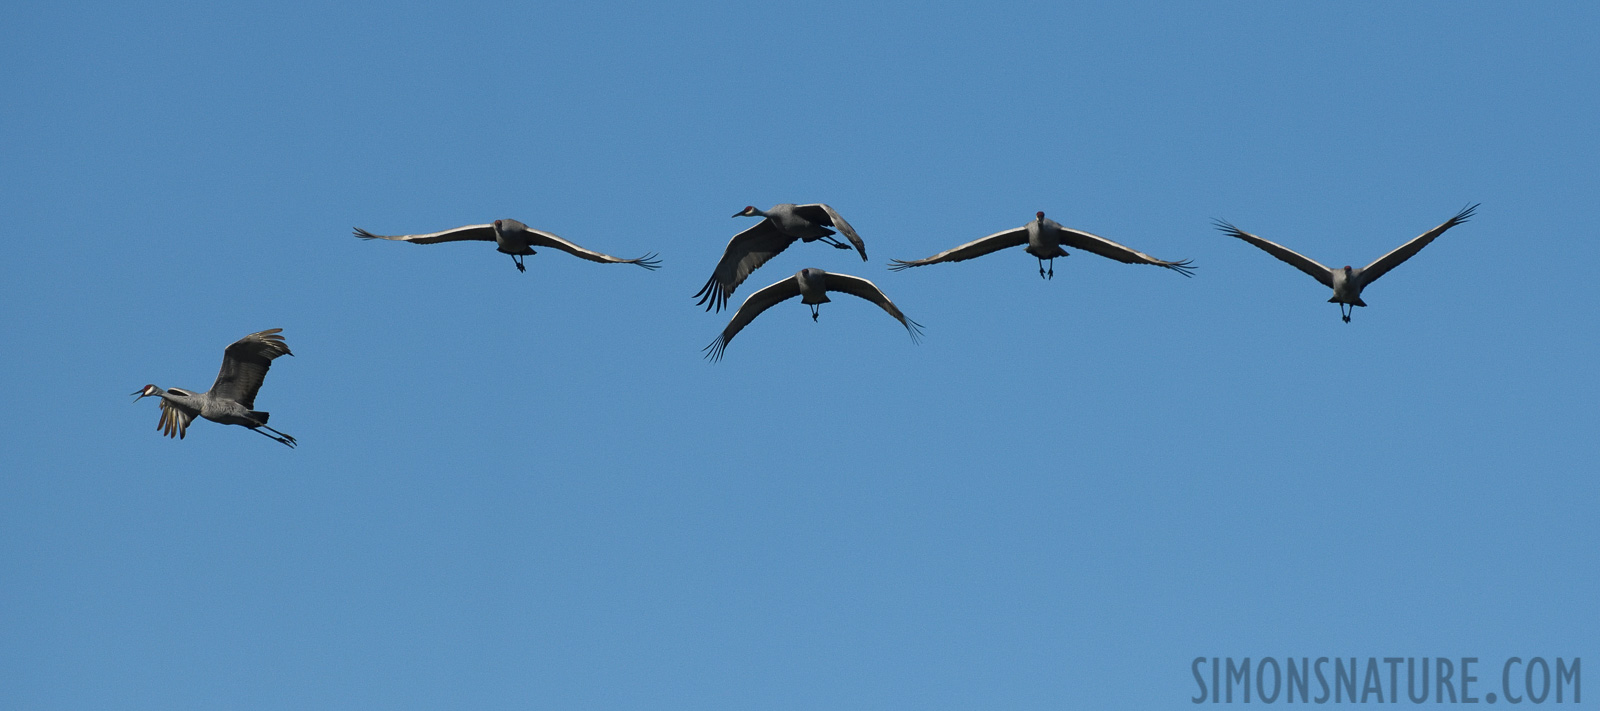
[887,227,1029,271]
[703,275,803,361]
[210,329,293,409]
[1358,203,1477,287]
[157,398,197,439]
[792,204,868,261]
[823,272,923,343]
[694,220,799,312]
[523,228,661,269]
[352,224,496,244]
[1056,226,1195,276]
[1214,219,1334,288]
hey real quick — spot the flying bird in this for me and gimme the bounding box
[694,203,868,312]
[704,268,922,361]
[1214,203,1477,322]
[889,211,1194,279]
[132,329,297,448]
[354,219,661,273]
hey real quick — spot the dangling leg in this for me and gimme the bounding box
[1038,258,1048,279]
[809,304,821,321]
[819,235,852,250]
[512,254,527,272]
[1340,304,1351,323]
[1047,258,1054,279]
[250,425,297,448]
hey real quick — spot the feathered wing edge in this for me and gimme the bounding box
[888,227,1029,271]
[157,399,195,439]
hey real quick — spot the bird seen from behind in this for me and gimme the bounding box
[1214,203,1477,322]
[354,218,662,273]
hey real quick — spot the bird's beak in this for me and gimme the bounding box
[131,388,148,401]
[731,211,743,218]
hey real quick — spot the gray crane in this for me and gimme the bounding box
[889,211,1195,279]
[704,268,922,361]
[132,329,297,448]
[695,203,868,312]
[354,219,662,273]
[1214,203,1477,322]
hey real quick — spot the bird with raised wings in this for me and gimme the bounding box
[1214,203,1477,322]
[704,268,922,361]
[132,329,298,448]
[354,218,661,273]
[694,203,868,312]
[889,211,1194,279]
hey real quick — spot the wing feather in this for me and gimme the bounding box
[823,273,923,343]
[887,227,1029,271]
[524,229,661,269]
[1358,203,1477,286]
[1214,219,1334,288]
[352,224,496,244]
[157,398,196,439]
[793,204,868,261]
[703,276,803,361]
[210,329,293,409]
[694,221,798,312]
[1056,226,1195,276]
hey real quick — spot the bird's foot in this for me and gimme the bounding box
[514,256,527,272]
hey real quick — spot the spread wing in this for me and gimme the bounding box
[703,275,803,361]
[792,204,868,261]
[1056,226,1195,276]
[523,229,661,269]
[694,220,799,312]
[887,227,1029,271]
[157,398,197,439]
[1214,219,1334,288]
[1358,203,1477,287]
[823,273,923,343]
[210,329,293,409]
[352,224,496,244]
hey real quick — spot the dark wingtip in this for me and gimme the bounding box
[702,337,728,362]
[692,276,729,312]
[1167,259,1197,277]
[632,253,663,270]
[353,227,376,239]
[1454,202,1480,224]
[905,317,925,345]
[886,260,916,272]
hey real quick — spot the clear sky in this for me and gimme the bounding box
[3,1,1596,708]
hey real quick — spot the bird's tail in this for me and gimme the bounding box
[249,410,270,424]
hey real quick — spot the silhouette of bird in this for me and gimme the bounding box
[133,329,297,447]
[1214,203,1477,322]
[354,218,661,273]
[704,268,922,361]
[694,203,868,312]
[889,211,1194,279]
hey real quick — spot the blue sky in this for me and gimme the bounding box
[3,1,1596,708]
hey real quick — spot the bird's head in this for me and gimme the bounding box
[132,384,162,401]
[734,205,761,218]
[1343,265,1354,274]
[1035,211,1046,222]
